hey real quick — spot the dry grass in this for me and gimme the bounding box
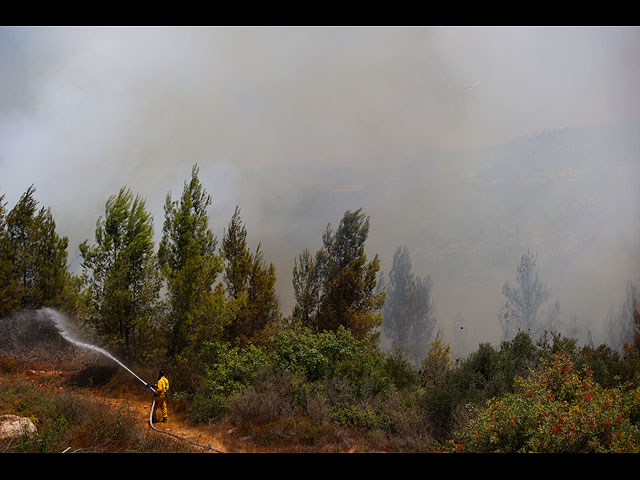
[0,362,194,453]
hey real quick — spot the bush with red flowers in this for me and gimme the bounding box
[443,353,640,452]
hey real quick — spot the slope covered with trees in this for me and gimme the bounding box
[2,163,640,453]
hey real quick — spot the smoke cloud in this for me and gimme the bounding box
[1,26,639,355]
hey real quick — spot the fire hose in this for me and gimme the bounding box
[146,384,223,453]
[47,308,223,453]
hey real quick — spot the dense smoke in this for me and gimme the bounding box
[1,27,639,357]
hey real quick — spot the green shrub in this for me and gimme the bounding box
[446,354,640,453]
[186,340,271,421]
[420,366,485,440]
[219,327,421,449]
[420,332,542,440]
[269,326,363,382]
[383,353,421,391]
[270,326,394,400]
[329,402,392,431]
[575,344,631,388]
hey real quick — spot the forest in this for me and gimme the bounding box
[1,164,640,453]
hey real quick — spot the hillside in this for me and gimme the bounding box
[243,120,640,351]
[0,310,388,453]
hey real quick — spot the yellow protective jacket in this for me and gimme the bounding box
[155,376,169,397]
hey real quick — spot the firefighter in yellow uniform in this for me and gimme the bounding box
[152,370,169,423]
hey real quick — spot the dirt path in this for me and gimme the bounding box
[17,368,254,453]
[101,394,233,453]
[13,368,361,453]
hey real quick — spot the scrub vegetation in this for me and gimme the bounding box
[1,166,640,453]
[0,368,194,453]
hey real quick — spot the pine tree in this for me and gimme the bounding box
[291,248,320,329]
[381,245,436,366]
[0,192,20,317]
[80,186,160,361]
[32,207,69,307]
[6,185,39,308]
[244,244,280,344]
[300,209,384,342]
[420,334,453,386]
[3,186,69,312]
[221,206,252,299]
[221,207,280,346]
[499,250,560,341]
[158,164,223,356]
[563,312,581,343]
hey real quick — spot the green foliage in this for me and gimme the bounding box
[420,365,484,440]
[421,332,540,439]
[268,325,423,418]
[244,245,280,341]
[488,331,541,396]
[330,402,393,431]
[187,325,417,429]
[79,186,160,362]
[221,327,426,450]
[204,341,271,398]
[6,186,40,308]
[421,329,640,443]
[269,325,391,396]
[221,207,280,347]
[447,353,640,453]
[269,326,361,382]
[186,339,271,421]
[382,352,421,392]
[291,248,320,329]
[222,206,253,299]
[420,338,453,387]
[296,209,385,342]
[9,176,640,453]
[158,164,224,356]
[31,207,69,308]
[0,192,19,318]
[0,186,70,315]
[535,330,633,389]
[576,343,631,389]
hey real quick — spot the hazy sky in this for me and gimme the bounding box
[3,27,639,168]
[1,26,639,352]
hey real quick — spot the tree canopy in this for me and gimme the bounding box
[80,186,160,361]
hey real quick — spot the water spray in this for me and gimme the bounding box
[42,308,155,392]
[40,308,221,452]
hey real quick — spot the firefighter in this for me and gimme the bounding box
[150,370,169,423]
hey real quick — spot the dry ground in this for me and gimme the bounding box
[5,366,364,453]
[5,367,254,453]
